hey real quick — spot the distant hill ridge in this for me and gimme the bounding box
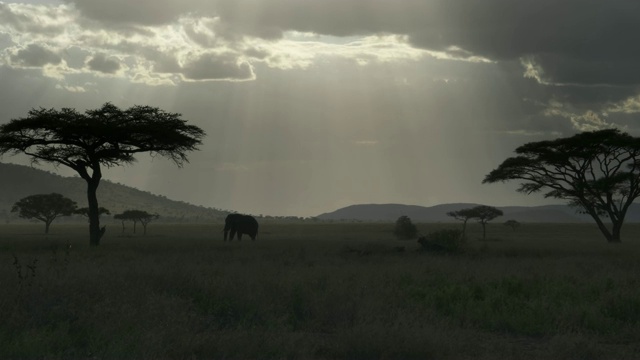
[317,203,640,223]
[0,162,228,222]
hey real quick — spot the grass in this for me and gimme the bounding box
[1,222,640,359]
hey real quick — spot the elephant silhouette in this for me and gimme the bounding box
[223,213,259,241]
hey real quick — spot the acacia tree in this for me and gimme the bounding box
[484,129,640,243]
[504,219,521,231]
[446,208,477,239]
[114,210,159,235]
[117,210,159,235]
[12,193,77,233]
[135,210,159,235]
[0,103,205,246]
[470,205,503,239]
[113,212,129,234]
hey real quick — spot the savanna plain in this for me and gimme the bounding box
[1,222,640,359]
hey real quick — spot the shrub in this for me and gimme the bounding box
[393,216,418,240]
[417,229,464,253]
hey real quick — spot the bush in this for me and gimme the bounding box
[417,229,464,253]
[393,216,418,240]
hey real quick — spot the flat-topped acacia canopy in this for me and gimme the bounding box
[0,102,205,246]
[484,129,640,242]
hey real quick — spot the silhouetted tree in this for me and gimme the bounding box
[470,205,503,239]
[0,103,205,246]
[130,210,159,235]
[114,212,128,234]
[11,193,77,233]
[114,210,159,235]
[446,208,477,239]
[484,129,640,243]
[393,215,418,240]
[504,219,520,231]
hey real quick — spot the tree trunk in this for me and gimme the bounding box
[87,179,102,246]
[610,221,623,243]
[481,223,486,239]
[45,220,51,234]
[462,220,468,239]
[586,210,616,243]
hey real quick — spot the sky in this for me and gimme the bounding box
[1,0,640,217]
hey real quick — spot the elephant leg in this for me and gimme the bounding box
[223,230,229,242]
[230,228,237,241]
[238,232,243,241]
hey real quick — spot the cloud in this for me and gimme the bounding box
[180,51,254,81]
[63,0,185,27]
[86,52,120,73]
[608,95,640,114]
[0,2,69,36]
[55,83,86,92]
[1,0,637,116]
[544,101,622,132]
[497,130,563,137]
[56,0,640,88]
[9,43,61,67]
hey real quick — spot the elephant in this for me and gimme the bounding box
[223,213,259,241]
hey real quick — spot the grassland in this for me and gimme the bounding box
[1,222,640,359]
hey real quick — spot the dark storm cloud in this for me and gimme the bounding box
[86,53,120,73]
[63,0,640,88]
[10,43,61,67]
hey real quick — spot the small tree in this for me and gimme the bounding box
[114,210,139,233]
[504,219,520,231]
[114,212,128,234]
[470,205,503,239]
[393,215,418,240]
[11,193,77,233]
[134,210,159,235]
[446,208,477,239]
[115,210,159,235]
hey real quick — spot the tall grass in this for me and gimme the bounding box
[1,222,639,359]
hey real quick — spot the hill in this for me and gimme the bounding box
[316,203,640,223]
[0,162,228,223]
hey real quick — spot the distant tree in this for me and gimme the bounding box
[133,210,159,235]
[114,210,140,233]
[114,210,159,235]
[393,215,418,240]
[11,193,77,233]
[0,103,205,246]
[75,207,110,221]
[484,129,640,243]
[470,205,503,239]
[504,219,521,231]
[446,208,477,239]
[113,212,128,234]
